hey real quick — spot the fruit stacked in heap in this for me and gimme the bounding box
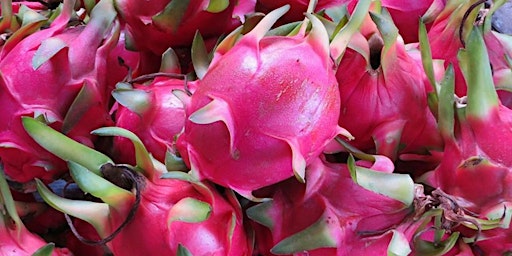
[1,0,512,255]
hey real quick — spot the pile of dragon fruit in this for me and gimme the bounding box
[2,0,512,255]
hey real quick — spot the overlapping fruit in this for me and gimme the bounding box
[1,0,512,255]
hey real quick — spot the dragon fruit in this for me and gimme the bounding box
[0,166,71,255]
[112,75,193,165]
[426,26,512,254]
[22,117,252,255]
[176,4,355,198]
[0,0,118,184]
[114,0,254,56]
[247,153,417,255]
[333,8,441,161]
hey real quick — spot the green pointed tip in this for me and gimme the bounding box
[21,117,113,175]
[112,89,151,115]
[246,5,290,41]
[205,0,229,13]
[177,244,193,256]
[32,38,68,70]
[35,179,112,237]
[438,64,455,138]
[414,232,459,256]
[0,167,23,231]
[246,201,275,228]
[152,0,190,33]
[369,10,399,70]
[32,243,56,256]
[91,127,155,178]
[458,27,499,119]
[387,230,412,256]
[419,20,437,94]
[19,5,47,27]
[164,151,188,172]
[160,47,181,73]
[63,81,100,134]
[167,198,211,226]
[68,161,134,212]
[271,211,338,254]
[348,160,414,206]
[191,31,209,80]
[330,0,371,62]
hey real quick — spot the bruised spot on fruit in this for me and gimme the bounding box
[459,156,484,169]
[368,33,384,70]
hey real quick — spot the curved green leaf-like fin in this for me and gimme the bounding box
[32,243,56,256]
[168,198,211,225]
[192,31,210,80]
[92,127,156,179]
[68,161,134,213]
[35,179,111,237]
[347,155,414,206]
[330,0,371,63]
[22,117,113,175]
[271,210,338,254]
[458,27,499,119]
[205,0,229,13]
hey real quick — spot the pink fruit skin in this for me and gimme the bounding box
[115,0,253,55]
[256,0,350,24]
[113,78,188,164]
[178,26,341,195]
[250,157,413,255]
[336,33,441,159]
[0,3,116,184]
[432,107,512,214]
[107,178,251,255]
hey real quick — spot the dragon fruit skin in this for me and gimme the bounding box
[247,155,416,255]
[427,27,512,254]
[112,77,190,164]
[114,0,254,56]
[256,0,350,24]
[334,10,441,160]
[177,5,347,198]
[0,0,118,184]
[23,118,252,255]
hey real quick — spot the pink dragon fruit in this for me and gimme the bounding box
[176,5,353,198]
[23,117,252,255]
[0,167,71,255]
[332,8,441,160]
[114,0,254,56]
[426,26,512,254]
[112,75,193,165]
[0,0,118,184]
[247,153,418,255]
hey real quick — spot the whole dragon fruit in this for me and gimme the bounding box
[0,0,118,184]
[247,154,417,255]
[0,166,71,255]
[333,8,441,161]
[23,117,252,255]
[176,5,352,198]
[112,75,193,165]
[427,26,512,254]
